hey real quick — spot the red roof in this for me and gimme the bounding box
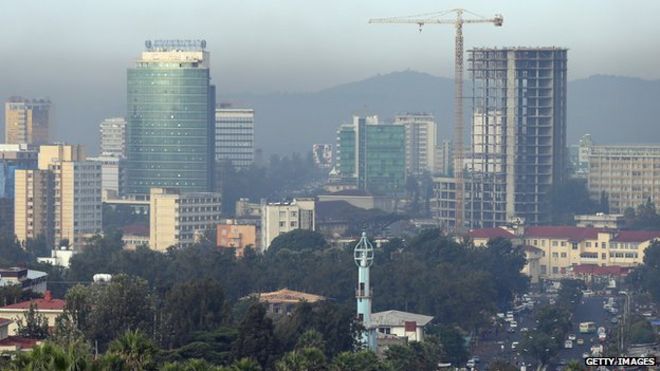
[121,224,149,237]
[0,292,65,311]
[0,336,40,349]
[572,264,630,276]
[468,227,515,239]
[524,226,602,241]
[611,230,660,243]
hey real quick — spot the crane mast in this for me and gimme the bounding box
[369,9,503,232]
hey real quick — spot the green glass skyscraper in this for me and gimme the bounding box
[126,40,215,194]
[336,116,405,195]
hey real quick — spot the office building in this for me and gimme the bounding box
[0,145,38,235]
[38,144,85,170]
[336,116,406,195]
[126,40,216,194]
[99,117,127,158]
[260,198,315,252]
[312,144,333,168]
[439,47,567,229]
[216,219,258,257]
[394,113,437,176]
[215,106,255,169]
[587,144,660,213]
[435,140,453,175]
[149,188,222,251]
[87,155,125,200]
[4,97,50,145]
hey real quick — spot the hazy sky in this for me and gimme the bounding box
[1,1,659,150]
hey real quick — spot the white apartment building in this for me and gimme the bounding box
[215,107,255,169]
[588,144,660,213]
[149,188,222,251]
[394,113,437,176]
[260,198,315,252]
[99,117,127,158]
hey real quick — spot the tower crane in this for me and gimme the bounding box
[369,9,503,232]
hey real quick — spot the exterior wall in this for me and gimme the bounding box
[4,98,50,145]
[395,114,437,176]
[435,140,452,175]
[0,309,62,336]
[0,146,38,235]
[14,170,53,244]
[215,108,255,169]
[99,117,127,158]
[87,156,125,200]
[587,144,660,213]
[126,48,215,194]
[260,199,316,251]
[149,188,222,251]
[38,145,85,171]
[216,222,257,256]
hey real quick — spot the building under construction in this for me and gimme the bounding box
[433,47,568,228]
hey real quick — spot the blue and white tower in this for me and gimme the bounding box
[354,232,377,351]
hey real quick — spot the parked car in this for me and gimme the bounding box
[564,340,573,349]
[467,359,476,369]
[568,334,576,341]
[577,338,584,345]
[512,341,519,350]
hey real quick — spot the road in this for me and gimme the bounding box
[471,294,618,370]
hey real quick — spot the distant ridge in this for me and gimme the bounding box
[218,71,660,155]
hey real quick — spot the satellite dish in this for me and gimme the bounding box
[201,40,207,49]
[145,40,152,49]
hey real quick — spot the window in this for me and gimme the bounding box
[602,242,607,249]
[585,242,591,247]
[552,241,558,247]
[552,267,559,274]
[595,242,599,247]
[561,241,566,247]
[572,243,578,250]
[279,221,285,227]
[561,252,567,258]
[552,252,559,258]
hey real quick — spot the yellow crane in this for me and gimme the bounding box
[369,9,503,232]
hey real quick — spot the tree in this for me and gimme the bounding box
[106,330,160,371]
[234,304,279,369]
[295,329,326,352]
[268,230,328,254]
[488,359,518,371]
[162,278,227,348]
[522,330,559,366]
[16,302,50,339]
[384,336,443,371]
[330,351,390,371]
[10,341,92,371]
[565,360,587,371]
[275,347,327,371]
[629,317,656,344]
[548,178,599,224]
[432,325,468,366]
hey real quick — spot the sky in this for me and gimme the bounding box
[1,0,660,150]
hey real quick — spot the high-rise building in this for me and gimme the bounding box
[4,97,50,145]
[87,155,125,200]
[394,113,437,176]
[312,144,333,168]
[0,145,38,235]
[435,140,453,175]
[14,144,101,249]
[260,198,315,252]
[445,47,568,228]
[215,106,255,169]
[336,116,406,195]
[149,188,222,251]
[99,117,127,158]
[13,169,53,244]
[587,144,660,213]
[126,40,216,194]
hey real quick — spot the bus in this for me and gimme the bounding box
[579,321,596,334]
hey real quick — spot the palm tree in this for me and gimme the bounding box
[10,341,92,371]
[106,330,159,371]
[565,360,586,371]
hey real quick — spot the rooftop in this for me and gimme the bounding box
[612,230,660,243]
[248,288,326,304]
[468,227,515,239]
[571,264,630,276]
[0,291,65,311]
[371,310,434,327]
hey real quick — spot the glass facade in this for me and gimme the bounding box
[126,56,215,194]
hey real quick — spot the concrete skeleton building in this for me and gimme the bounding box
[4,97,50,145]
[99,117,127,158]
[587,143,660,214]
[149,188,222,251]
[126,40,216,195]
[260,198,315,252]
[433,47,568,229]
[394,113,437,176]
[215,106,255,169]
[336,115,406,195]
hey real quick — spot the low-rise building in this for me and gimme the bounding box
[317,190,395,213]
[216,219,258,257]
[0,318,42,352]
[149,188,222,251]
[260,198,315,252]
[245,288,326,317]
[0,268,48,294]
[372,310,433,342]
[121,224,149,250]
[574,213,625,229]
[0,291,64,335]
[468,225,660,279]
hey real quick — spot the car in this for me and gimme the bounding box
[568,334,576,341]
[466,359,476,369]
[497,312,505,319]
[512,341,519,350]
[642,311,654,317]
[510,321,518,328]
[507,327,516,333]
[577,338,584,345]
[564,340,573,349]
[583,352,590,358]
[611,317,618,324]
[520,327,529,332]
[473,356,480,363]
